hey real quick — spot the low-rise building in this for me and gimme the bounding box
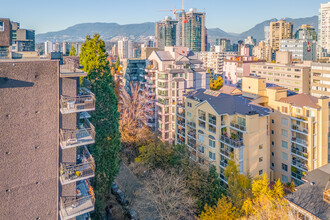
[250,52,311,94]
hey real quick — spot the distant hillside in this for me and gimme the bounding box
[36,16,318,44]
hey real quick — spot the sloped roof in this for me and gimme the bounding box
[185,89,270,116]
[155,51,174,61]
[219,86,242,95]
[285,163,330,220]
[279,94,321,109]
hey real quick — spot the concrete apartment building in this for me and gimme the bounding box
[199,51,236,75]
[253,41,273,62]
[311,62,330,98]
[242,76,329,186]
[280,39,317,61]
[270,20,293,51]
[223,56,261,88]
[0,56,96,219]
[146,46,210,143]
[318,2,330,57]
[215,38,231,52]
[294,24,317,41]
[155,16,178,50]
[285,163,330,220]
[118,38,133,59]
[122,59,147,94]
[175,87,271,185]
[0,18,36,59]
[250,51,311,94]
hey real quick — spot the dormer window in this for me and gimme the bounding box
[0,22,4,31]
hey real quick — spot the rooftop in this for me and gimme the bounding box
[279,94,321,109]
[285,163,330,220]
[185,89,270,117]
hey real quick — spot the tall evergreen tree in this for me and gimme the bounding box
[69,44,76,56]
[80,33,121,219]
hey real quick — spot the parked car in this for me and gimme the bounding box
[115,189,129,206]
[111,182,119,195]
[127,209,139,220]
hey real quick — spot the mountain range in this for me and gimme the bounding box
[36,16,318,44]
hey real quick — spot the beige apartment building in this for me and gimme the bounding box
[176,87,271,185]
[270,20,293,51]
[310,62,330,97]
[242,76,329,186]
[146,46,210,143]
[253,41,273,62]
[0,56,96,219]
[250,52,311,94]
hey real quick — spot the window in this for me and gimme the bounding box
[209,139,215,148]
[272,152,274,156]
[259,145,263,150]
[271,130,274,135]
[209,124,216,133]
[281,129,288,138]
[0,22,3,31]
[198,134,204,143]
[187,112,192,117]
[282,106,288,113]
[282,163,288,172]
[259,170,263,175]
[209,114,217,125]
[281,141,288,149]
[199,120,206,129]
[281,152,288,161]
[281,118,288,126]
[282,175,288,183]
[187,102,192,108]
[209,152,216,161]
[271,119,274,124]
[198,146,204,154]
[198,157,204,164]
[271,163,274,167]
[272,141,274,146]
[198,110,206,121]
[259,157,263,163]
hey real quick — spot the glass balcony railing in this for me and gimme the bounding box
[291,137,308,147]
[60,147,95,185]
[60,119,95,149]
[59,181,95,220]
[230,122,246,132]
[291,147,308,159]
[178,120,185,128]
[291,124,308,135]
[219,135,244,148]
[60,88,96,114]
[187,121,196,129]
[291,160,308,172]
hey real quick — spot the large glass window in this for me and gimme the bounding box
[198,134,204,143]
[281,141,288,149]
[209,152,216,161]
[209,139,215,148]
[209,114,216,125]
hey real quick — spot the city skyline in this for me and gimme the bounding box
[0,0,327,34]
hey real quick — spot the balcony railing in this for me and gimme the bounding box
[291,147,308,159]
[60,88,96,114]
[178,120,185,127]
[187,121,196,129]
[60,181,95,220]
[291,115,315,123]
[220,148,233,158]
[291,137,308,147]
[177,111,185,118]
[60,147,95,185]
[291,160,308,172]
[291,124,308,135]
[60,119,95,149]
[230,122,246,132]
[187,131,196,139]
[220,135,244,148]
[177,103,185,109]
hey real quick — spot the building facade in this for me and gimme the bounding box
[294,24,317,41]
[176,88,271,185]
[0,56,96,219]
[270,20,293,51]
[118,38,133,59]
[155,16,178,50]
[242,76,329,186]
[280,39,317,61]
[318,2,330,57]
[310,62,330,98]
[146,46,210,143]
[253,41,273,62]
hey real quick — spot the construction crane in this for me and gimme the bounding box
[157,0,185,15]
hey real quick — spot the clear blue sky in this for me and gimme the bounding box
[0,0,328,34]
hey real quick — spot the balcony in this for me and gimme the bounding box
[291,160,308,172]
[230,122,246,132]
[60,119,95,149]
[187,130,196,139]
[177,120,185,128]
[291,137,308,147]
[220,147,233,158]
[291,115,314,123]
[187,121,196,129]
[177,103,185,109]
[60,147,95,185]
[60,181,95,220]
[60,88,96,114]
[177,111,185,119]
[219,135,244,148]
[291,124,308,135]
[291,146,308,160]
